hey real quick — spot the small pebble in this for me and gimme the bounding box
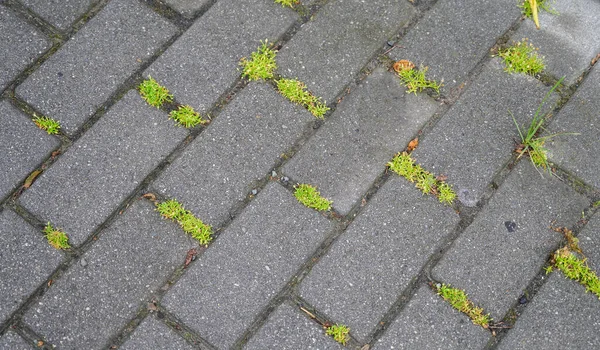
[80,258,88,267]
[387,41,394,47]
[519,296,527,304]
[282,177,289,182]
[271,171,277,177]
[251,189,258,195]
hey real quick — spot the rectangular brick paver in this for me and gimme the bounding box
[282,68,438,215]
[23,199,192,350]
[145,0,296,114]
[276,0,415,102]
[120,316,194,350]
[374,285,490,350]
[16,0,177,136]
[299,176,460,341]
[19,91,188,245]
[0,208,63,324]
[152,82,313,229]
[432,161,589,320]
[161,182,334,349]
[163,0,212,17]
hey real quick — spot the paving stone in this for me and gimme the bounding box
[244,303,342,350]
[164,0,212,17]
[15,0,177,136]
[547,65,600,189]
[0,209,63,325]
[23,199,192,350]
[390,0,519,91]
[496,273,600,350]
[120,316,194,350]
[162,183,334,349]
[510,0,600,85]
[153,82,313,228]
[277,0,415,102]
[300,176,460,341]
[282,68,437,215]
[374,285,490,350]
[21,0,96,30]
[19,91,187,245]
[577,213,600,273]
[432,161,589,320]
[0,100,59,201]
[0,330,32,350]
[145,0,296,114]
[412,58,558,207]
[0,6,50,91]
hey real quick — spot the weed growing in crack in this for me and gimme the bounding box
[239,40,278,81]
[387,152,456,205]
[551,247,600,299]
[274,0,299,7]
[139,76,173,108]
[294,184,332,211]
[276,78,329,119]
[500,39,545,76]
[156,199,213,245]
[43,223,70,250]
[169,105,207,128]
[33,115,61,135]
[325,324,350,345]
[394,61,442,95]
[435,283,491,328]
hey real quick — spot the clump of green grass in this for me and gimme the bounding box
[43,223,70,250]
[274,0,299,7]
[435,283,491,328]
[240,40,278,81]
[156,199,213,245]
[499,39,545,75]
[396,65,442,95]
[139,76,173,108]
[552,247,600,299]
[169,105,207,128]
[294,184,332,211]
[387,152,456,205]
[33,115,61,135]
[325,324,350,345]
[519,0,558,18]
[276,78,330,118]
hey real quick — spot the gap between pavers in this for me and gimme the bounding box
[119,315,195,350]
[20,0,96,31]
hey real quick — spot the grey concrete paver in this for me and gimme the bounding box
[432,161,589,320]
[162,182,334,349]
[412,58,557,207]
[153,82,313,229]
[23,199,192,350]
[145,0,296,114]
[0,209,63,325]
[390,0,520,91]
[374,285,490,350]
[277,0,415,102]
[19,91,187,245]
[577,212,600,274]
[0,100,59,201]
[510,0,600,85]
[0,330,32,350]
[283,68,437,215]
[0,6,50,91]
[16,0,177,136]
[164,0,212,17]
[20,0,96,30]
[547,65,600,188]
[300,176,460,341]
[244,303,342,350]
[120,316,194,350]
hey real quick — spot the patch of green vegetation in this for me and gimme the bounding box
[435,283,491,328]
[274,0,299,7]
[387,152,457,205]
[499,39,545,76]
[33,115,61,135]
[553,247,600,299]
[593,200,600,208]
[169,105,207,128]
[43,223,70,250]
[294,184,332,211]
[276,78,330,118]
[156,199,213,245]
[240,40,278,81]
[519,0,558,18]
[139,76,173,108]
[396,65,442,95]
[325,324,350,345]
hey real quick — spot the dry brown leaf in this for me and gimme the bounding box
[184,248,197,268]
[436,174,448,182]
[142,193,157,202]
[24,170,42,189]
[37,340,44,347]
[393,59,415,73]
[406,137,419,152]
[592,53,600,66]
